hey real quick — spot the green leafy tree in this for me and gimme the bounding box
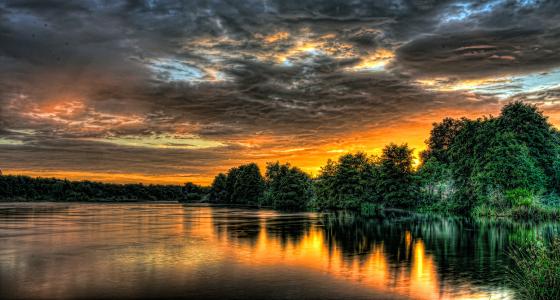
[378,143,418,208]
[447,118,496,212]
[229,163,265,205]
[473,131,546,198]
[497,101,560,191]
[314,159,338,209]
[417,157,454,207]
[421,117,466,165]
[314,152,379,210]
[445,102,559,212]
[264,162,314,210]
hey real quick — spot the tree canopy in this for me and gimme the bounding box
[421,101,560,214]
[263,162,314,210]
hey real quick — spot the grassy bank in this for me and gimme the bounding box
[508,238,560,299]
[472,204,560,221]
[470,190,560,221]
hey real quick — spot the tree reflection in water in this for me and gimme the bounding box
[212,207,560,299]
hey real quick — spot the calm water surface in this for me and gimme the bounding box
[1,203,559,299]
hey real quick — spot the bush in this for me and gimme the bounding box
[541,193,560,207]
[505,188,535,207]
[508,238,560,299]
[471,204,500,217]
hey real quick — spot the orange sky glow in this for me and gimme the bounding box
[4,105,559,185]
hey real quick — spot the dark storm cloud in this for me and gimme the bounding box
[394,0,560,79]
[395,27,560,79]
[0,0,558,182]
[511,86,560,105]
[0,136,233,175]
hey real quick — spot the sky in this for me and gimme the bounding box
[1,0,560,185]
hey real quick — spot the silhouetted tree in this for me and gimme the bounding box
[0,175,190,202]
[263,162,314,210]
[184,182,209,201]
[228,163,265,205]
[209,173,228,203]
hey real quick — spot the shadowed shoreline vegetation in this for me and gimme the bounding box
[0,176,196,202]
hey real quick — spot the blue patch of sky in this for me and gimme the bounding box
[358,64,386,72]
[282,49,323,67]
[148,59,205,82]
[514,69,560,94]
[473,69,560,98]
[441,0,536,23]
[517,0,537,7]
[0,129,37,145]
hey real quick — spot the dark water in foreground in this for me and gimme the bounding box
[0,203,559,299]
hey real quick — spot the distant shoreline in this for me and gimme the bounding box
[0,199,182,203]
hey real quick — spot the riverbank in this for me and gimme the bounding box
[2,197,559,223]
[416,195,560,222]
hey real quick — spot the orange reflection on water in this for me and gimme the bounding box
[203,211,509,300]
[0,204,515,299]
[225,227,438,299]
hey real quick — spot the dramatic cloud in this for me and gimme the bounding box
[0,0,559,184]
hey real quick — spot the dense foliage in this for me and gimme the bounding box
[262,162,314,210]
[312,145,418,212]
[2,101,559,219]
[378,144,418,208]
[314,152,379,210]
[420,102,560,216]
[210,163,265,206]
[0,175,191,202]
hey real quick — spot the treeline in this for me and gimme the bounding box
[203,144,417,212]
[206,161,314,210]
[1,102,559,217]
[0,175,201,202]
[202,101,560,216]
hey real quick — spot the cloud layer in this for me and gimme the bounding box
[1,0,559,184]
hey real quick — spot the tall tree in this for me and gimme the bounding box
[264,162,314,210]
[225,167,240,203]
[497,101,560,191]
[473,131,546,197]
[230,163,265,205]
[209,173,228,203]
[421,117,466,165]
[315,152,379,210]
[378,143,417,208]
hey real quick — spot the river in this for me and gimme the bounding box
[1,203,559,299]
